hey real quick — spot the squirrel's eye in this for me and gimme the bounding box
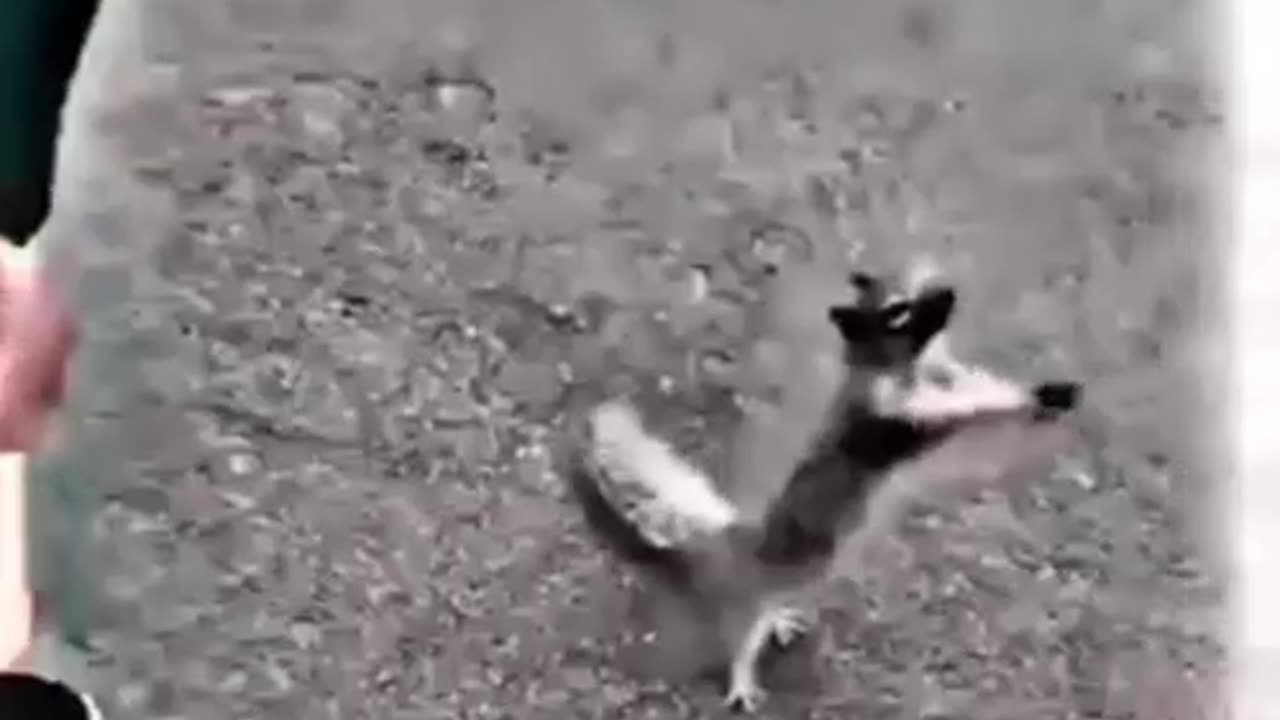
[884,301,913,329]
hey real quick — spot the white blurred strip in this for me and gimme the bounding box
[1231,0,1280,716]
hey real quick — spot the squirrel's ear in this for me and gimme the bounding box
[847,271,885,305]
[828,303,871,340]
[904,287,956,352]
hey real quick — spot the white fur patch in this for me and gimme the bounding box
[589,401,739,531]
[874,334,1033,423]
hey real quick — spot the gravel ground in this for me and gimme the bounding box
[33,1,1225,718]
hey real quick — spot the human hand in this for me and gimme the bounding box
[0,242,75,453]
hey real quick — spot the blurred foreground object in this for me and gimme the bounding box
[0,243,76,453]
[0,0,101,243]
[0,242,78,672]
[0,0,102,673]
[0,671,102,718]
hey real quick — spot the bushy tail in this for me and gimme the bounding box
[566,456,693,586]
[588,401,739,531]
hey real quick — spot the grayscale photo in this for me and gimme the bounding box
[9,0,1224,717]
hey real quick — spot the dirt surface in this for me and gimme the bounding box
[42,0,1225,718]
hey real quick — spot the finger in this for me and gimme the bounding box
[0,398,42,452]
[0,264,75,453]
[7,262,74,392]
